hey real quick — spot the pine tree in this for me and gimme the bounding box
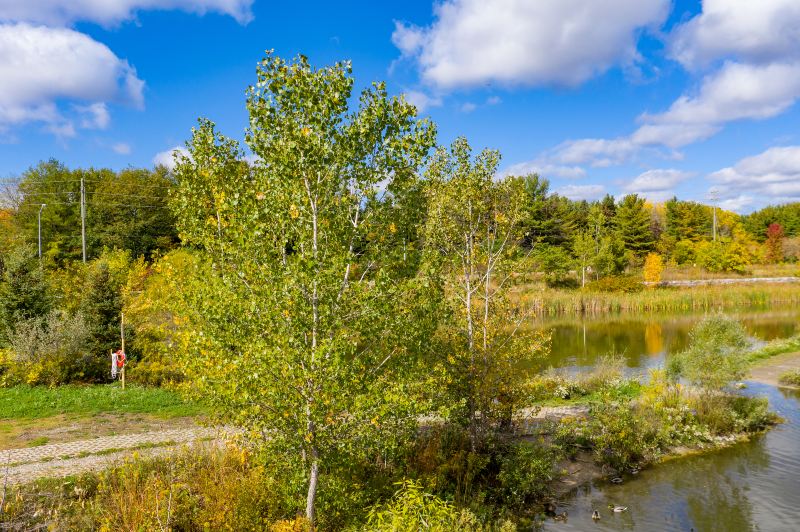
[615,194,655,261]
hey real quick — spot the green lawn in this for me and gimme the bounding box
[0,384,205,420]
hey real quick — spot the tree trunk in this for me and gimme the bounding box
[306,447,320,525]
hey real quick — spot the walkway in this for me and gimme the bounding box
[0,426,220,485]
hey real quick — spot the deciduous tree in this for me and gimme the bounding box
[170,54,437,524]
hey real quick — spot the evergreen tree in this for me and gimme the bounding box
[665,197,711,242]
[0,244,51,344]
[615,194,655,260]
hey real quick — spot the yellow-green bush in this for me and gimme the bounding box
[4,446,296,531]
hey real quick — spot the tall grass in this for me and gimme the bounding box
[746,335,800,365]
[514,283,800,317]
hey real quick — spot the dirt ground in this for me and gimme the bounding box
[0,413,200,450]
[749,351,800,389]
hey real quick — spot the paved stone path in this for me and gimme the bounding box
[0,427,219,485]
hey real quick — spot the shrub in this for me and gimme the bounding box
[3,446,295,531]
[585,402,660,471]
[779,370,800,386]
[5,311,92,385]
[584,275,643,293]
[366,480,484,531]
[690,395,775,435]
[496,443,559,508]
[667,315,748,391]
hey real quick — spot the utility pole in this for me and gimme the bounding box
[80,176,86,263]
[708,188,719,241]
[120,312,126,390]
[37,203,46,260]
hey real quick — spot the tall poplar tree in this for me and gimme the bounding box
[170,54,437,524]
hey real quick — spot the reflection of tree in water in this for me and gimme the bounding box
[644,322,663,356]
[669,438,770,532]
[779,386,800,403]
[538,310,800,371]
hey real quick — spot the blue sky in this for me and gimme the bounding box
[1,1,799,212]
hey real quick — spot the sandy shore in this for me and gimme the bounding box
[749,351,800,389]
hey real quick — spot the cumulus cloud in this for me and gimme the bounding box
[393,0,669,89]
[624,169,692,193]
[526,3,800,168]
[0,23,144,135]
[717,194,754,213]
[622,168,693,200]
[153,145,189,170]
[556,184,605,201]
[501,160,586,180]
[634,61,800,147]
[670,0,800,69]
[0,0,254,26]
[548,137,637,167]
[76,102,111,129]
[402,90,442,113]
[460,102,477,113]
[534,60,800,167]
[709,145,800,204]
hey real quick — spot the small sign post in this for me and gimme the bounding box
[120,312,126,390]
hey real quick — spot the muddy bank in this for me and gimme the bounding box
[749,351,800,388]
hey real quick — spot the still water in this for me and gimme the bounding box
[543,384,800,532]
[537,310,800,372]
[536,309,800,532]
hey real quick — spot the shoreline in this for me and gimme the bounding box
[749,351,800,389]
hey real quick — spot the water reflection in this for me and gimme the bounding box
[545,383,800,532]
[534,310,800,371]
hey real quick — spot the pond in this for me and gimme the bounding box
[535,309,800,372]
[543,383,800,531]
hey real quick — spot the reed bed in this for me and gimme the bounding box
[514,283,800,317]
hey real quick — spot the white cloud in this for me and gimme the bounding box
[113,142,132,155]
[709,145,800,205]
[402,90,442,113]
[0,0,254,26]
[486,96,501,105]
[717,195,753,213]
[153,145,189,170]
[624,169,692,193]
[393,0,669,89]
[525,3,800,167]
[460,102,477,113]
[0,23,144,134]
[634,61,800,147]
[670,0,800,69]
[549,137,637,167]
[532,60,800,166]
[501,160,586,180]
[76,102,111,129]
[556,184,605,201]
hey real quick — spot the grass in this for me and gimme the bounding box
[0,384,205,420]
[779,370,800,387]
[745,335,800,365]
[512,282,800,317]
[661,263,800,281]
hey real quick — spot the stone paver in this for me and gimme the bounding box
[0,427,221,486]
